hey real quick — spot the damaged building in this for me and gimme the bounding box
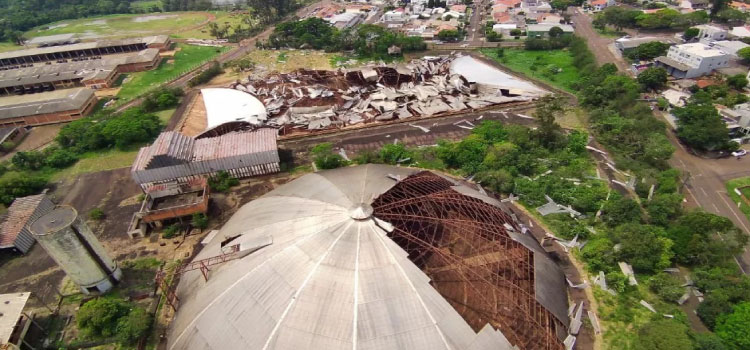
[166,165,568,350]
[219,54,546,135]
[128,178,209,238]
[131,128,280,190]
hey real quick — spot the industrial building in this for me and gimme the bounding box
[0,88,97,127]
[26,33,80,47]
[0,292,35,350]
[30,206,122,294]
[0,35,170,68]
[0,48,161,96]
[167,165,569,350]
[0,194,55,254]
[131,128,280,190]
[128,178,210,238]
[201,88,268,129]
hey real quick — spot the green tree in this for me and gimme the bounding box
[727,74,748,90]
[208,171,239,192]
[649,272,685,302]
[636,319,694,350]
[116,307,153,345]
[614,223,674,273]
[638,67,668,91]
[77,298,128,338]
[549,26,564,38]
[626,41,670,60]
[737,47,750,63]
[476,169,514,194]
[674,96,737,151]
[695,333,729,350]
[437,29,461,42]
[716,302,750,350]
[602,195,642,226]
[684,27,699,40]
[533,95,565,149]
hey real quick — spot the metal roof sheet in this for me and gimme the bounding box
[0,88,95,120]
[0,36,168,61]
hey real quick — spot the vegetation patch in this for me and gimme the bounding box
[480,48,581,93]
[116,44,228,101]
[25,12,209,39]
[726,176,750,221]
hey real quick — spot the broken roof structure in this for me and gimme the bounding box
[131,128,280,189]
[222,54,546,136]
[0,194,55,254]
[0,292,31,347]
[167,165,568,350]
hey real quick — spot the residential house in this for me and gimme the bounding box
[536,13,563,24]
[730,1,750,12]
[527,23,574,37]
[441,10,465,19]
[694,24,728,42]
[614,36,678,54]
[450,4,467,13]
[493,23,519,35]
[654,43,730,78]
[690,0,709,8]
[382,9,408,23]
[589,0,615,11]
[731,25,750,38]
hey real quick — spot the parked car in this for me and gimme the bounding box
[732,149,747,157]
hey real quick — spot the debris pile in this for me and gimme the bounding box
[227,54,545,133]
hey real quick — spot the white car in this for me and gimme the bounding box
[732,149,747,157]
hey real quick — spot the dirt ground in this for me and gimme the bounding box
[176,91,207,136]
[0,124,64,161]
[0,166,302,314]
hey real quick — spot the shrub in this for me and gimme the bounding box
[311,143,347,170]
[208,170,240,192]
[89,208,105,221]
[77,298,128,338]
[191,213,208,230]
[116,307,153,345]
[162,224,180,239]
[649,272,685,302]
[188,61,223,87]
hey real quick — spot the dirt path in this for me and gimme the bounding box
[571,8,630,73]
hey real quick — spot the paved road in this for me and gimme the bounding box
[664,122,750,274]
[570,8,629,73]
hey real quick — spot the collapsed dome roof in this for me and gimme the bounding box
[168,164,568,350]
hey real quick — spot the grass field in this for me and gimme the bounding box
[0,42,22,53]
[172,11,255,39]
[726,177,750,221]
[50,148,141,182]
[25,12,209,39]
[155,108,176,124]
[116,44,228,100]
[480,48,581,93]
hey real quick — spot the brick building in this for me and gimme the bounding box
[0,88,97,127]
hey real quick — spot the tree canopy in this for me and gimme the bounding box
[716,302,750,350]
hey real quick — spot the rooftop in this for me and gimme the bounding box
[0,292,30,344]
[201,88,268,129]
[674,43,727,57]
[0,194,48,249]
[656,55,693,71]
[0,49,158,89]
[527,23,574,32]
[615,36,678,49]
[167,165,568,350]
[0,35,168,61]
[0,87,95,120]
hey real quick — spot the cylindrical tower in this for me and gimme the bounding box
[30,206,122,294]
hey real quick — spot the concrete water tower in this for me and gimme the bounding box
[30,206,122,295]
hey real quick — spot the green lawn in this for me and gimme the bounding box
[155,108,176,124]
[25,12,208,39]
[172,11,257,40]
[480,48,581,93]
[726,177,750,221]
[0,42,22,53]
[116,44,228,100]
[50,148,142,182]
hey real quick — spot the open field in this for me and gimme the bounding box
[726,176,750,221]
[49,148,141,182]
[0,42,22,53]
[207,49,339,85]
[172,11,255,39]
[24,12,210,39]
[117,44,229,100]
[480,48,581,93]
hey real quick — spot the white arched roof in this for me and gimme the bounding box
[201,88,267,130]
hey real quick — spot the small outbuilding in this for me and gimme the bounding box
[0,194,55,254]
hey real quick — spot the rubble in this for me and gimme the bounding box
[223,54,545,135]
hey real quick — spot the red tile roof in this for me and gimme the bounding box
[0,194,46,248]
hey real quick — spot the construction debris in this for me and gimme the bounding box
[223,54,545,135]
[588,311,601,335]
[536,195,582,217]
[640,300,657,313]
[569,301,584,335]
[618,262,638,286]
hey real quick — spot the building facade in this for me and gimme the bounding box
[655,43,730,78]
